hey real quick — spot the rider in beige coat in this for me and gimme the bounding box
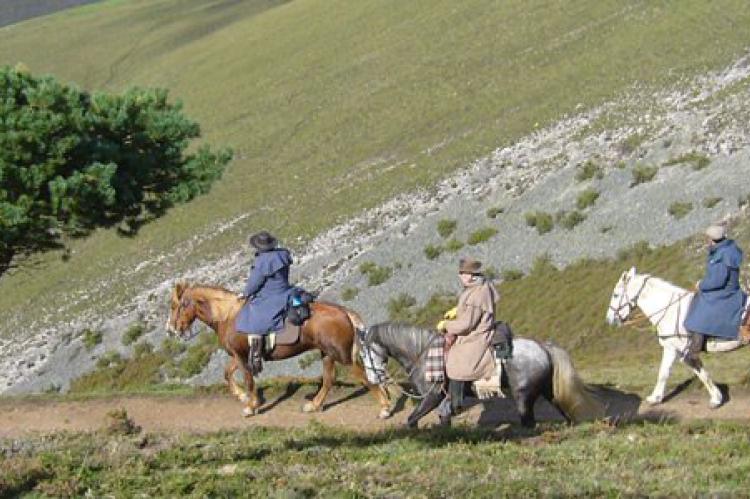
[438,258,499,414]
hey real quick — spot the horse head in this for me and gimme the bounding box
[606,266,641,326]
[166,281,205,339]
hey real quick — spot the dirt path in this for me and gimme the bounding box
[1,386,748,438]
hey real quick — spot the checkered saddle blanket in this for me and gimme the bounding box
[425,334,446,382]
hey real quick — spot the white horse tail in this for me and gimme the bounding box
[344,308,367,368]
[546,342,605,423]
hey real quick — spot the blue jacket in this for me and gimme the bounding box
[235,248,294,335]
[684,239,747,339]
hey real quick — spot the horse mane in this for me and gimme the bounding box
[640,274,687,294]
[369,322,438,358]
[187,284,243,322]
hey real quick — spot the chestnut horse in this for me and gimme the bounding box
[166,282,390,418]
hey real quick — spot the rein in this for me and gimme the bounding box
[614,277,691,336]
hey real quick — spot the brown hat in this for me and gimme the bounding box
[458,258,483,275]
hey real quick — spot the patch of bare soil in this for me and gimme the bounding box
[0,386,748,438]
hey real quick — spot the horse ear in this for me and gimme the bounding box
[175,280,188,298]
[627,267,637,279]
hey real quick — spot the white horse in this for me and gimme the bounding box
[606,267,747,408]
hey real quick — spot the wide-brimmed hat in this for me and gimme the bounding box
[705,223,727,241]
[458,257,483,275]
[249,231,278,252]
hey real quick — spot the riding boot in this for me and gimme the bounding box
[248,336,264,375]
[448,379,465,415]
[684,332,704,363]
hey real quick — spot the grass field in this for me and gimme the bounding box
[1,0,750,330]
[2,419,750,496]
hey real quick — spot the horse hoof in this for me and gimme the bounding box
[242,407,256,417]
[709,398,724,409]
[645,395,662,406]
[302,402,319,413]
[239,394,249,403]
[378,408,392,420]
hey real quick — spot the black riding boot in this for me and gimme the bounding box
[448,379,465,415]
[248,336,264,375]
[684,332,705,363]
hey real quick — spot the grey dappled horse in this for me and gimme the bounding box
[359,323,603,428]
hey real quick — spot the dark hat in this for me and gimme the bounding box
[458,258,483,275]
[249,231,278,252]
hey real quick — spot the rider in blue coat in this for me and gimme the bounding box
[236,231,294,336]
[684,224,747,359]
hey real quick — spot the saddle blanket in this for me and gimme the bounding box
[425,334,446,382]
[262,319,301,354]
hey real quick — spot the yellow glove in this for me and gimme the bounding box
[443,307,458,320]
[436,320,447,332]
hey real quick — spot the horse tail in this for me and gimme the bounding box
[546,342,605,423]
[343,308,367,368]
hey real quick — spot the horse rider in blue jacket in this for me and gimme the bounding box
[684,223,747,361]
[236,231,294,373]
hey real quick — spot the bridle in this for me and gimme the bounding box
[171,292,201,341]
[609,275,650,323]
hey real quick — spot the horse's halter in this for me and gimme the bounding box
[170,291,201,340]
[609,275,650,324]
[357,328,389,385]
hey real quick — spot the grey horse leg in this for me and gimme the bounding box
[406,390,445,428]
[514,388,538,428]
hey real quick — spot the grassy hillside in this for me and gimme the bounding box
[1,0,750,329]
[3,419,750,496]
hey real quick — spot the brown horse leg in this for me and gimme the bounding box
[235,354,260,417]
[303,355,335,413]
[350,358,392,419]
[224,357,247,401]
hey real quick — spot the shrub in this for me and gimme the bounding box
[467,227,498,245]
[133,342,154,358]
[501,269,525,281]
[359,262,392,286]
[738,194,750,208]
[341,287,359,301]
[104,408,141,436]
[387,293,417,322]
[96,351,122,369]
[423,244,443,260]
[410,293,457,328]
[530,253,556,275]
[298,352,319,370]
[630,164,658,187]
[444,238,464,252]
[663,151,710,170]
[172,332,218,378]
[576,188,600,210]
[617,241,652,261]
[668,201,693,220]
[600,225,613,234]
[486,206,504,219]
[483,266,499,281]
[619,133,646,155]
[525,211,554,234]
[436,219,457,238]
[122,323,145,346]
[574,160,603,182]
[160,337,187,357]
[559,210,586,230]
[703,197,722,209]
[81,329,103,351]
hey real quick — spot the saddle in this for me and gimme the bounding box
[473,321,514,399]
[260,288,315,357]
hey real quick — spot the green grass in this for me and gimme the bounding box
[359,262,393,287]
[436,219,457,239]
[341,287,359,301]
[525,211,554,234]
[467,227,499,245]
[574,160,603,182]
[2,421,750,497]
[3,0,750,335]
[630,163,659,187]
[387,293,418,322]
[576,188,600,210]
[703,196,723,208]
[619,132,647,155]
[423,244,443,260]
[444,238,464,253]
[668,201,694,220]
[664,151,711,170]
[486,206,504,219]
[558,210,587,230]
[81,329,102,351]
[501,268,525,281]
[121,322,145,346]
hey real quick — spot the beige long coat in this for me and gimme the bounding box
[444,279,498,381]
